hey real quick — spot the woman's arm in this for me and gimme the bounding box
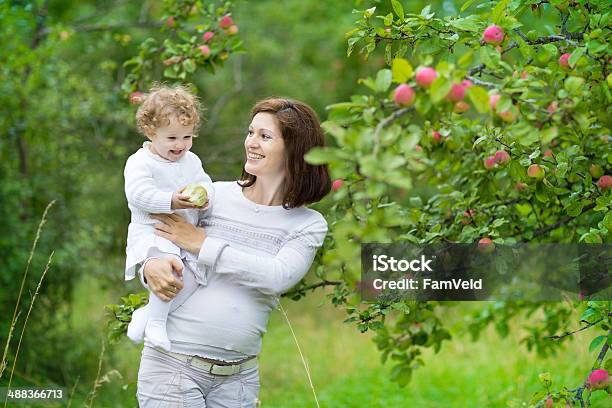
[152,213,327,296]
[199,238,319,296]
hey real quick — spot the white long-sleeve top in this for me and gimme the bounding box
[124,142,213,281]
[158,181,327,358]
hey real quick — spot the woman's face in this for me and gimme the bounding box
[244,112,286,179]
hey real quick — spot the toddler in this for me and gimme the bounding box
[123,84,212,351]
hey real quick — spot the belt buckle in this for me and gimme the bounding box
[209,363,238,376]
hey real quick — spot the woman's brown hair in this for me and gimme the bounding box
[239,97,331,209]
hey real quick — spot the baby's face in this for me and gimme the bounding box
[148,117,195,162]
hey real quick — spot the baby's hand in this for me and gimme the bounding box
[171,187,198,209]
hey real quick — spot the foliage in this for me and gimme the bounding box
[105,292,147,345]
[300,0,612,405]
[121,0,244,93]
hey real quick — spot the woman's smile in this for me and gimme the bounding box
[247,151,265,160]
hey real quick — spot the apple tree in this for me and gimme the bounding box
[298,0,611,405]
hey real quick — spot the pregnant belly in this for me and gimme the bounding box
[166,281,275,350]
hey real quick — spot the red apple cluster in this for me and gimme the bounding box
[483,150,510,170]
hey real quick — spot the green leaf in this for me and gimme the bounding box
[516,37,532,59]
[589,335,606,353]
[450,16,480,32]
[467,86,490,113]
[540,126,558,145]
[347,37,360,57]
[460,0,479,13]
[304,147,336,164]
[183,58,195,73]
[430,77,452,103]
[569,47,585,67]
[391,0,404,20]
[491,0,510,24]
[163,67,178,79]
[417,38,444,54]
[457,50,474,68]
[565,200,584,217]
[376,69,392,93]
[392,58,413,83]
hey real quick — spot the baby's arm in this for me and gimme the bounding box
[124,155,173,213]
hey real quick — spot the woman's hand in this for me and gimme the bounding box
[143,258,184,302]
[151,213,206,254]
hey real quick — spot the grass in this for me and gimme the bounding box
[257,295,609,408]
[18,273,610,407]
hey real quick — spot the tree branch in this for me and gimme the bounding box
[530,203,596,238]
[373,107,412,154]
[546,318,603,340]
[282,280,343,298]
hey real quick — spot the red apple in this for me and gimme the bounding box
[547,101,558,113]
[597,175,612,190]
[559,53,571,69]
[543,149,553,158]
[415,67,438,87]
[202,31,215,42]
[587,369,609,390]
[484,156,496,169]
[515,182,527,191]
[528,164,545,179]
[166,16,175,27]
[198,45,211,58]
[483,24,504,45]
[446,83,465,102]
[394,84,416,106]
[431,130,442,144]
[494,150,510,165]
[478,238,495,254]
[489,93,501,110]
[332,179,344,192]
[219,15,233,29]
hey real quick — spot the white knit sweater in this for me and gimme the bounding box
[155,181,328,358]
[123,142,213,280]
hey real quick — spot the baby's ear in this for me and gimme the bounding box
[144,128,156,139]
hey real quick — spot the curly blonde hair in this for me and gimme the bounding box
[136,84,202,137]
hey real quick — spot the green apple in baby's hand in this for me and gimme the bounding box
[183,184,208,207]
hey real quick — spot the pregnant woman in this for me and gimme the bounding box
[135,97,331,407]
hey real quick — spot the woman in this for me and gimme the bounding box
[135,97,331,407]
